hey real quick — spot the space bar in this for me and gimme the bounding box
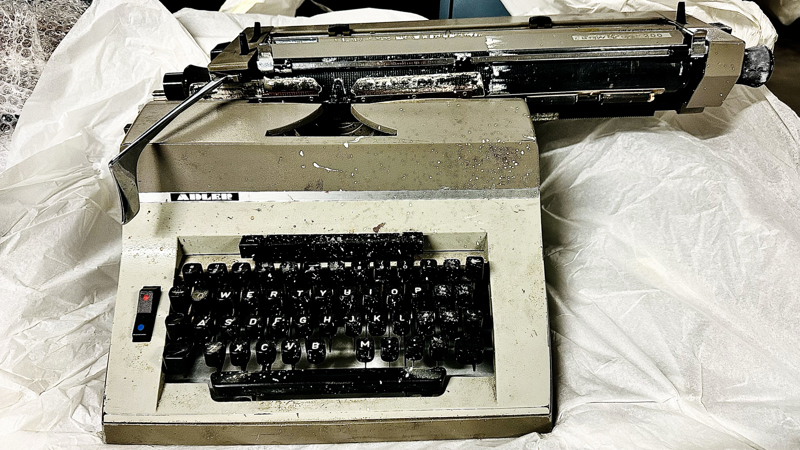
[209,367,447,400]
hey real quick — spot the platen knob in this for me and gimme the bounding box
[737,45,774,88]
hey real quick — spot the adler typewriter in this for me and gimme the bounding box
[103,5,772,445]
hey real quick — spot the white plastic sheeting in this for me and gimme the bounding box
[1,0,799,448]
[218,0,305,16]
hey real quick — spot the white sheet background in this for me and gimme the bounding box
[1,0,799,448]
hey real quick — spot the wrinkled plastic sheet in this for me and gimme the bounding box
[1,0,800,448]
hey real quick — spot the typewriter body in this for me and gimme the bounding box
[103,10,771,445]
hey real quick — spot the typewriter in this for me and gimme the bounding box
[103,5,771,445]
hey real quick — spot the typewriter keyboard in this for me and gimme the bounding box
[160,232,494,400]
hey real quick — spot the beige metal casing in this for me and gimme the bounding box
[124,99,539,194]
[103,99,552,444]
[685,23,745,108]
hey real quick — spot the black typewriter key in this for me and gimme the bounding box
[240,288,260,314]
[190,287,210,314]
[392,309,412,336]
[281,339,302,366]
[293,315,312,338]
[262,288,283,313]
[254,261,280,284]
[231,262,252,285]
[429,335,448,362]
[442,258,461,279]
[244,315,263,339]
[344,313,363,337]
[165,312,191,341]
[462,309,483,331]
[433,284,453,307]
[304,262,325,284]
[220,315,240,340]
[290,288,311,314]
[385,285,404,312]
[454,335,483,368]
[313,288,334,311]
[204,340,226,371]
[416,310,436,336]
[438,309,460,336]
[168,284,191,313]
[182,262,204,286]
[206,263,228,286]
[256,339,277,368]
[367,311,387,336]
[351,261,370,283]
[355,337,375,363]
[328,261,346,283]
[280,261,302,280]
[362,284,382,298]
[306,339,327,365]
[214,288,237,315]
[337,288,356,316]
[396,260,414,281]
[454,282,474,308]
[239,235,262,259]
[361,286,383,311]
[409,284,431,310]
[381,336,400,362]
[405,335,424,361]
[163,341,194,374]
[318,314,337,338]
[269,315,289,338]
[465,256,484,281]
[229,339,251,370]
[266,235,301,260]
[193,314,216,343]
[374,260,392,281]
[419,259,438,282]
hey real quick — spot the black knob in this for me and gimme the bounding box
[676,1,687,24]
[251,21,262,42]
[737,45,774,87]
[162,65,211,101]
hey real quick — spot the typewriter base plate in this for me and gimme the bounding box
[104,413,551,445]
